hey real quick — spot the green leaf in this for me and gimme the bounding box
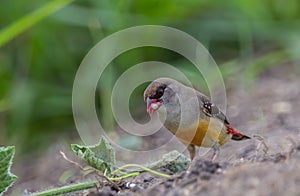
[147,150,191,173]
[0,0,75,47]
[0,146,17,195]
[71,137,115,174]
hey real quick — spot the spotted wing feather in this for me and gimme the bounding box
[197,94,229,124]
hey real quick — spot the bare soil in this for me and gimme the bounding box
[9,63,300,196]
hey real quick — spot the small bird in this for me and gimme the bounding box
[144,77,250,160]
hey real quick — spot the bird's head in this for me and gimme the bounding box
[143,78,176,115]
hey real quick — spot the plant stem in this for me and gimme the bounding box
[109,172,141,181]
[30,181,95,196]
[111,164,170,178]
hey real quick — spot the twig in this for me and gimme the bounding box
[59,151,95,172]
[253,134,269,156]
[59,151,120,191]
[286,136,297,159]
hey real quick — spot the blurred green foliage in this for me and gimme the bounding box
[0,0,299,153]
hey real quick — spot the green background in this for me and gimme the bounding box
[0,0,299,153]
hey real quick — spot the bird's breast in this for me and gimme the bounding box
[165,117,231,148]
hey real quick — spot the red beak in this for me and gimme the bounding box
[146,97,155,115]
[146,97,163,115]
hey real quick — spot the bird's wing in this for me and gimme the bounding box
[196,92,251,140]
[197,93,229,125]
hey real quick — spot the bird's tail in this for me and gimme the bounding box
[226,124,251,141]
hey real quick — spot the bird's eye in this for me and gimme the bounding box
[151,86,165,99]
[156,89,164,98]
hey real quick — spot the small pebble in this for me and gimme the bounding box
[165,181,173,188]
[125,182,136,188]
[272,101,291,114]
[143,177,154,182]
[129,183,136,188]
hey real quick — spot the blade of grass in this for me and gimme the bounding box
[243,50,289,79]
[30,181,96,196]
[219,50,289,81]
[0,0,75,47]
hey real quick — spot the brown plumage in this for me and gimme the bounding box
[144,77,250,160]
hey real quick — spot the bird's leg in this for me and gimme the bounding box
[187,144,196,160]
[211,142,220,161]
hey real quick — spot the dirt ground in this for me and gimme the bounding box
[8,63,300,196]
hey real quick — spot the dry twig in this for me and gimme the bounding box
[253,134,269,158]
[59,151,120,191]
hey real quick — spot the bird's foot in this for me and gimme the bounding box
[211,142,220,162]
